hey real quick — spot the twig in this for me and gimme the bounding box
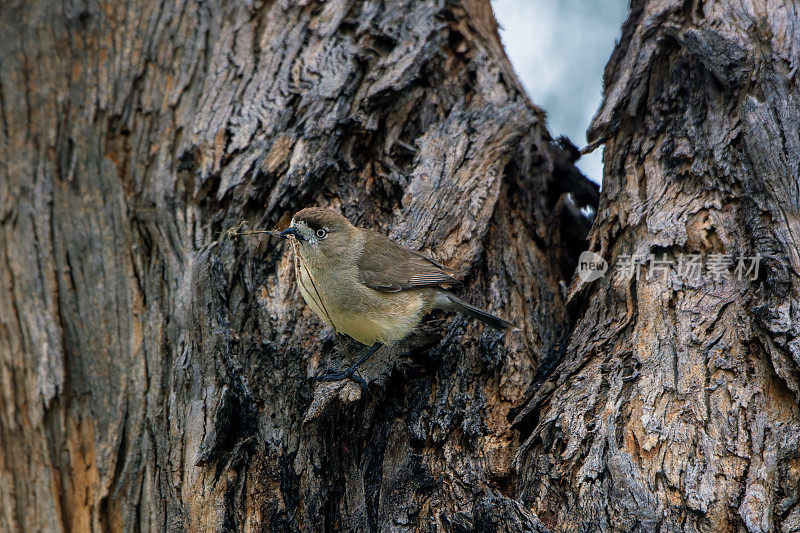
[224,220,282,240]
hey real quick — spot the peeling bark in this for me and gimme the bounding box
[6,0,793,531]
[0,0,594,530]
[513,1,800,531]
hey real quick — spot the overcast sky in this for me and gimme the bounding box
[492,0,629,185]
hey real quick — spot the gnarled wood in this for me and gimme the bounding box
[513,1,800,531]
[0,0,595,530]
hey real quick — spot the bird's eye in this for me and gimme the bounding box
[316,228,328,239]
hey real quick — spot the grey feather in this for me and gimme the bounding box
[356,230,462,292]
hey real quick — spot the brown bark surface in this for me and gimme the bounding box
[512,1,800,531]
[0,0,594,530]
[4,0,797,531]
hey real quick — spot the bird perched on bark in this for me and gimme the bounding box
[281,207,516,384]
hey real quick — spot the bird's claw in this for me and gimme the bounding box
[314,366,367,389]
[314,342,381,390]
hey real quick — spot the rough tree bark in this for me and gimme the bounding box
[3,0,796,531]
[0,0,595,531]
[512,0,800,531]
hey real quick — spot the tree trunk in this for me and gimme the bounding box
[0,0,595,531]
[512,0,800,531]
[4,0,797,531]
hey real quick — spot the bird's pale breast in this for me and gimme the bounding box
[296,258,428,345]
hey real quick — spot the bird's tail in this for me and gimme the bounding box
[437,293,518,331]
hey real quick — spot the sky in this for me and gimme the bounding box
[491,0,629,185]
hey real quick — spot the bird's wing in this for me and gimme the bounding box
[356,230,462,293]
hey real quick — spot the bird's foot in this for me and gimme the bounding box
[313,342,382,389]
[314,364,367,389]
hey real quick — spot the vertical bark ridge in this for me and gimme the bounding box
[0,0,596,530]
[513,1,800,531]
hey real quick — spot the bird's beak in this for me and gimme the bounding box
[281,227,301,241]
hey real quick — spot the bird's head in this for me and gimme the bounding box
[281,207,358,263]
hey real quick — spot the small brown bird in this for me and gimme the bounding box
[281,207,516,383]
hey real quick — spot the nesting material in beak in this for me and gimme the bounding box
[281,227,301,240]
